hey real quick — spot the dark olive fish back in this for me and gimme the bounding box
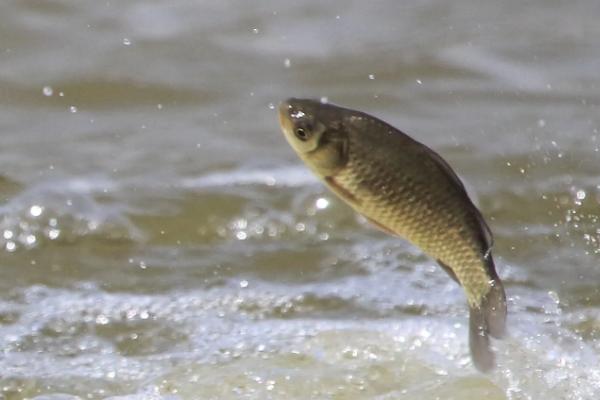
[327,110,506,371]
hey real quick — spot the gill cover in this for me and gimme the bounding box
[279,99,348,176]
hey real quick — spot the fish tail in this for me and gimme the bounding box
[485,273,507,339]
[468,303,494,372]
[468,267,507,372]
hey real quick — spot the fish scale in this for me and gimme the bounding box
[334,141,491,307]
[278,98,507,371]
[335,148,491,305]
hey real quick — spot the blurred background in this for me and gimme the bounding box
[1,1,600,399]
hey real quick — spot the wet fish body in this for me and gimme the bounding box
[278,98,507,371]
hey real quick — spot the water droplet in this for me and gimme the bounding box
[25,234,36,245]
[538,119,546,128]
[69,106,78,113]
[42,86,53,96]
[5,241,16,252]
[268,103,275,110]
[252,28,259,34]
[416,79,423,84]
[122,38,131,46]
[232,219,248,230]
[368,74,375,80]
[3,230,14,240]
[315,198,329,209]
[284,58,291,68]
[239,280,249,288]
[157,103,163,110]
[320,96,329,104]
[30,205,43,217]
[483,246,492,260]
[335,15,341,20]
[59,91,65,97]
[48,229,60,240]
[576,190,586,200]
[236,231,247,240]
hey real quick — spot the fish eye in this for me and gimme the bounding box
[295,127,311,141]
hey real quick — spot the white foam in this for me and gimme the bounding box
[181,165,317,189]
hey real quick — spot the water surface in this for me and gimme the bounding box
[1,1,600,399]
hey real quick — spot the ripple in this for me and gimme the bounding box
[0,177,141,253]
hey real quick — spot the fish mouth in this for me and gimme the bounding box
[278,98,294,114]
[278,97,306,120]
[278,99,293,122]
[277,99,295,135]
[279,97,311,137]
[278,97,317,128]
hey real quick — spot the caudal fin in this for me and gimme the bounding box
[485,277,507,339]
[469,277,507,372]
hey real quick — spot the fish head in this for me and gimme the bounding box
[278,98,348,176]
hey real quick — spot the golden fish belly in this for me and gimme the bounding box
[328,151,492,307]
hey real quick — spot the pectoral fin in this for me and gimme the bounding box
[436,259,459,284]
[364,216,398,236]
[324,176,360,205]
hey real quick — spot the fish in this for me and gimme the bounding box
[278,98,507,372]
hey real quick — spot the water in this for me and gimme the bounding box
[1,1,600,399]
